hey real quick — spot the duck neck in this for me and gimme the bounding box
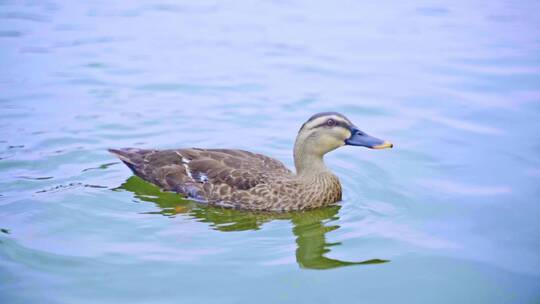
[294,140,329,177]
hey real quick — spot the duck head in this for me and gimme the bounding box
[294,112,392,174]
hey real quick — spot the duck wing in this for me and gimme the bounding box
[109,148,293,199]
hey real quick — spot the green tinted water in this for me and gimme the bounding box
[1,1,540,303]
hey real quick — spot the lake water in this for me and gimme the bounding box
[1,1,540,303]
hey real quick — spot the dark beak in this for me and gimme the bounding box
[345,127,393,149]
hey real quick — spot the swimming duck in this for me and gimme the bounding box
[109,112,392,211]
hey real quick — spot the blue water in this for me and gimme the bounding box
[1,1,540,303]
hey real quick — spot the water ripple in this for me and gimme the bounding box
[1,0,539,301]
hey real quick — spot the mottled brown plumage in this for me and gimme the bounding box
[109,112,392,211]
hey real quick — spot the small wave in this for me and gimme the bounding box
[0,12,49,22]
[82,162,120,172]
[0,30,23,37]
[7,145,24,149]
[16,176,53,180]
[36,182,108,194]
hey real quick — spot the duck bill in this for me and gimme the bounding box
[345,128,393,149]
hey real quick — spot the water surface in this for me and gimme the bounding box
[1,1,540,303]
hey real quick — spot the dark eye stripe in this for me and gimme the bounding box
[311,119,350,130]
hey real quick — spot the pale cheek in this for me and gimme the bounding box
[340,129,352,141]
[332,129,349,146]
[320,136,344,151]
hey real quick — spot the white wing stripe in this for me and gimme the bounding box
[176,151,195,182]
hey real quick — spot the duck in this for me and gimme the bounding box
[109,112,393,211]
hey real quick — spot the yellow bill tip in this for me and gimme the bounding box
[372,141,393,149]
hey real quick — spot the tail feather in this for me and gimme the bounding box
[108,148,145,173]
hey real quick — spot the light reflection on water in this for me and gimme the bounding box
[1,0,540,303]
[119,177,388,269]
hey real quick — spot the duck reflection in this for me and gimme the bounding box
[117,176,388,270]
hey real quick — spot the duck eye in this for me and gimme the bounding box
[326,119,336,126]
